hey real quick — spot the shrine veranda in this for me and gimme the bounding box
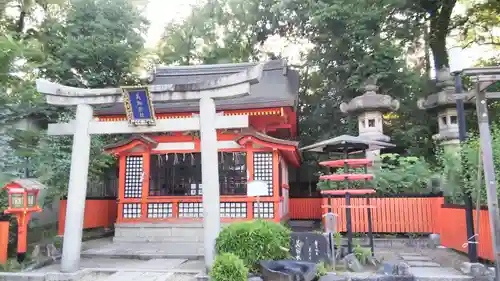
[36,60,301,271]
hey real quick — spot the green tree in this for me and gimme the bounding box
[38,0,148,87]
[437,124,500,206]
[5,0,149,202]
[157,0,287,65]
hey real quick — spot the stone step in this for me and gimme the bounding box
[82,242,204,259]
[288,220,317,227]
[113,235,203,243]
[407,261,442,267]
[114,223,205,244]
[401,255,433,261]
[409,267,472,281]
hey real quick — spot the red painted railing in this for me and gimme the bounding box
[58,199,117,236]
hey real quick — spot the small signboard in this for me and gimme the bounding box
[121,86,156,126]
[247,180,268,197]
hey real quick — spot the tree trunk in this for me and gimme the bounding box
[429,17,449,70]
[16,10,26,34]
[423,21,431,77]
[427,0,457,71]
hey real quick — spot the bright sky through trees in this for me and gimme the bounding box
[145,0,498,71]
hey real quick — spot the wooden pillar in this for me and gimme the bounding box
[272,150,280,222]
[117,155,126,223]
[246,143,254,220]
[141,152,151,219]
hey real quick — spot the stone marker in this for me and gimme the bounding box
[319,273,346,281]
[428,233,441,248]
[47,243,61,260]
[367,255,379,267]
[342,253,364,272]
[460,262,494,277]
[290,232,331,264]
[31,245,42,261]
[396,262,411,275]
[381,261,411,276]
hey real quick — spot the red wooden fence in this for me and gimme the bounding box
[58,199,117,236]
[289,196,495,261]
[322,197,441,233]
[437,205,494,261]
[289,197,441,233]
[289,198,323,219]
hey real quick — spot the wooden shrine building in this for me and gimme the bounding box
[92,60,300,253]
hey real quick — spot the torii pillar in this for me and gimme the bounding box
[35,64,264,272]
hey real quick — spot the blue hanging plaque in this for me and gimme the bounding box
[121,86,156,126]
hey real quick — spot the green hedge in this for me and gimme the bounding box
[209,253,248,281]
[215,220,290,272]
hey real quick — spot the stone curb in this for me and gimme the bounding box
[0,268,201,281]
[0,268,93,281]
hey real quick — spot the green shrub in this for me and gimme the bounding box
[215,220,290,272]
[209,253,248,281]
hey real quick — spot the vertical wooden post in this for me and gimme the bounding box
[117,156,126,223]
[141,152,151,219]
[0,220,9,264]
[246,143,254,220]
[272,150,280,222]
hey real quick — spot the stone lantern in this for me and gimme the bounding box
[417,68,473,151]
[340,80,400,161]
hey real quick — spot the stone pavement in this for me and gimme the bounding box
[400,252,472,281]
[31,257,204,273]
[24,257,204,281]
[24,239,207,281]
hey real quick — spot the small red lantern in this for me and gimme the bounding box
[3,179,44,262]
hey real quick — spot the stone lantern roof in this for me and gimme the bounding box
[339,83,400,114]
[417,68,473,111]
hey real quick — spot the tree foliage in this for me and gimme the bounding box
[437,125,500,206]
[0,0,149,211]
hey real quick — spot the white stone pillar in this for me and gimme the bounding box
[61,104,93,273]
[199,97,220,269]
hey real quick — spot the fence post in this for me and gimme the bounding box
[432,197,444,234]
[0,219,9,264]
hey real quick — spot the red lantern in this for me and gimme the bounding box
[3,179,43,262]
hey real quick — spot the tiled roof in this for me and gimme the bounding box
[94,60,299,115]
